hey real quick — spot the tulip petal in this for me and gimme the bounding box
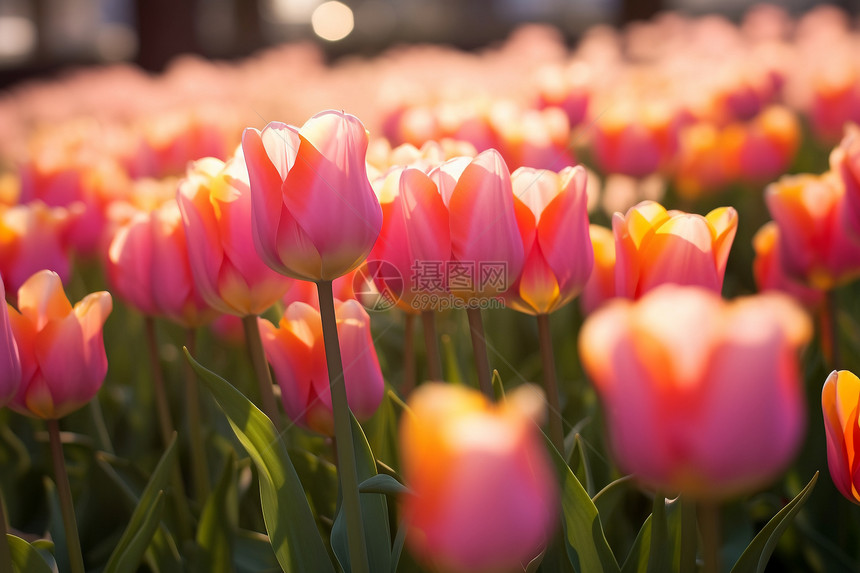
[17,270,72,330]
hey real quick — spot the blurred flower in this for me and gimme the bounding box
[579,284,811,498]
[259,299,383,435]
[752,221,824,308]
[242,110,383,281]
[723,105,799,183]
[612,200,737,298]
[591,101,681,177]
[765,171,860,290]
[400,382,558,573]
[580,224,616,314]
[106,196,218,327]
[831,124,860,238]
[0,275,20,407]
[823,369,860,504]
[674,122,734,199]
[506,165,592,315]
[0,201,77,294]
[178,152,293,316]
[7,270,111,419]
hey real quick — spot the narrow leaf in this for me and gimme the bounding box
[7,535,54,573]
[730,472,818,573]
[359,474,411,496]
[104,491,166,573]
[185,348,334,573]
[544,433,620,573]
[196,451,238,573]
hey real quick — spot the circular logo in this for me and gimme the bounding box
[353,260,403,312]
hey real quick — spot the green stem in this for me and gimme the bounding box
[421,310,442,381]
[0,490,12,572]
[47,419,85,573]
[466,307,493,400]
[87,397,113,454]
[536,313,564,453]
[826,288,841,370]
[698,502,721,573]
[402,312,416,395]
[145,317,175,449]
[679,496,697,573]
[185,329,210,503]
[316,280,369,573]
[144,317,192,541]
[242,315,282,432]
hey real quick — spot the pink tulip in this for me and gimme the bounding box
[506,165,593,315]
[431,149,524,300]
[752,221,824,308]
[177,152,293,316]
[242,111,383,281]
[400,382,558,573]
[0,275,20,407]
[7,270,111,419]
[831,124,860,239]
[106,199,217,327]
[0,201,77,294]
[613,200,738,298]
[580,285,811,498]
[258,299,384,435]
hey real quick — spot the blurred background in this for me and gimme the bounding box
[0,0,857,89]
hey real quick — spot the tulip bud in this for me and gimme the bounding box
[823,370,860,504]
[400,382,558,573]
[7,270,111,419]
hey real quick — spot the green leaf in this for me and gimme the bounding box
[358,474,411,496]
[620,494,681,573]
[331,413,391,573]
[196,451,238,573]
[235,529,280,573]
[104,491,166,573]
[390,514,409,573]
[731,472,818,573]
[593,476,634,521]
[569,435,594,497]
[104,434,179,573]
[544,433,620,573]
[185,348,334,573]
[95,452,182,573]
[492,369,505,401]
[7,535,54,573]
[44,478,67,573]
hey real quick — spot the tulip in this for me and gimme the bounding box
[752,221,823,308]
[591,101,680,177]
[581,224,617,314]
[613,200,738,299]
[7,270,112,419]
[106,198,217,327]
[177,152,293,316]
[723,106,800,183]
[258,299,384,435]
[242,110,383,281]
[431,149,525,300]
[400,382,558,573]
[506,165,592,315]
[0,201,77,294]
[765,171,860,290]
[579,285,811,498]
[822,369,860,504]
[0,275,20,407]
[831,124,860,239]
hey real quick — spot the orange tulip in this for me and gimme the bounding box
[7,270,111,419]
[580,224,617,314]
[612,200,737,298]
[579,285,810,498]
[258,299,383,435]
[823,370,860,504]
[765,171,860,290]
[400,383,558,573]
